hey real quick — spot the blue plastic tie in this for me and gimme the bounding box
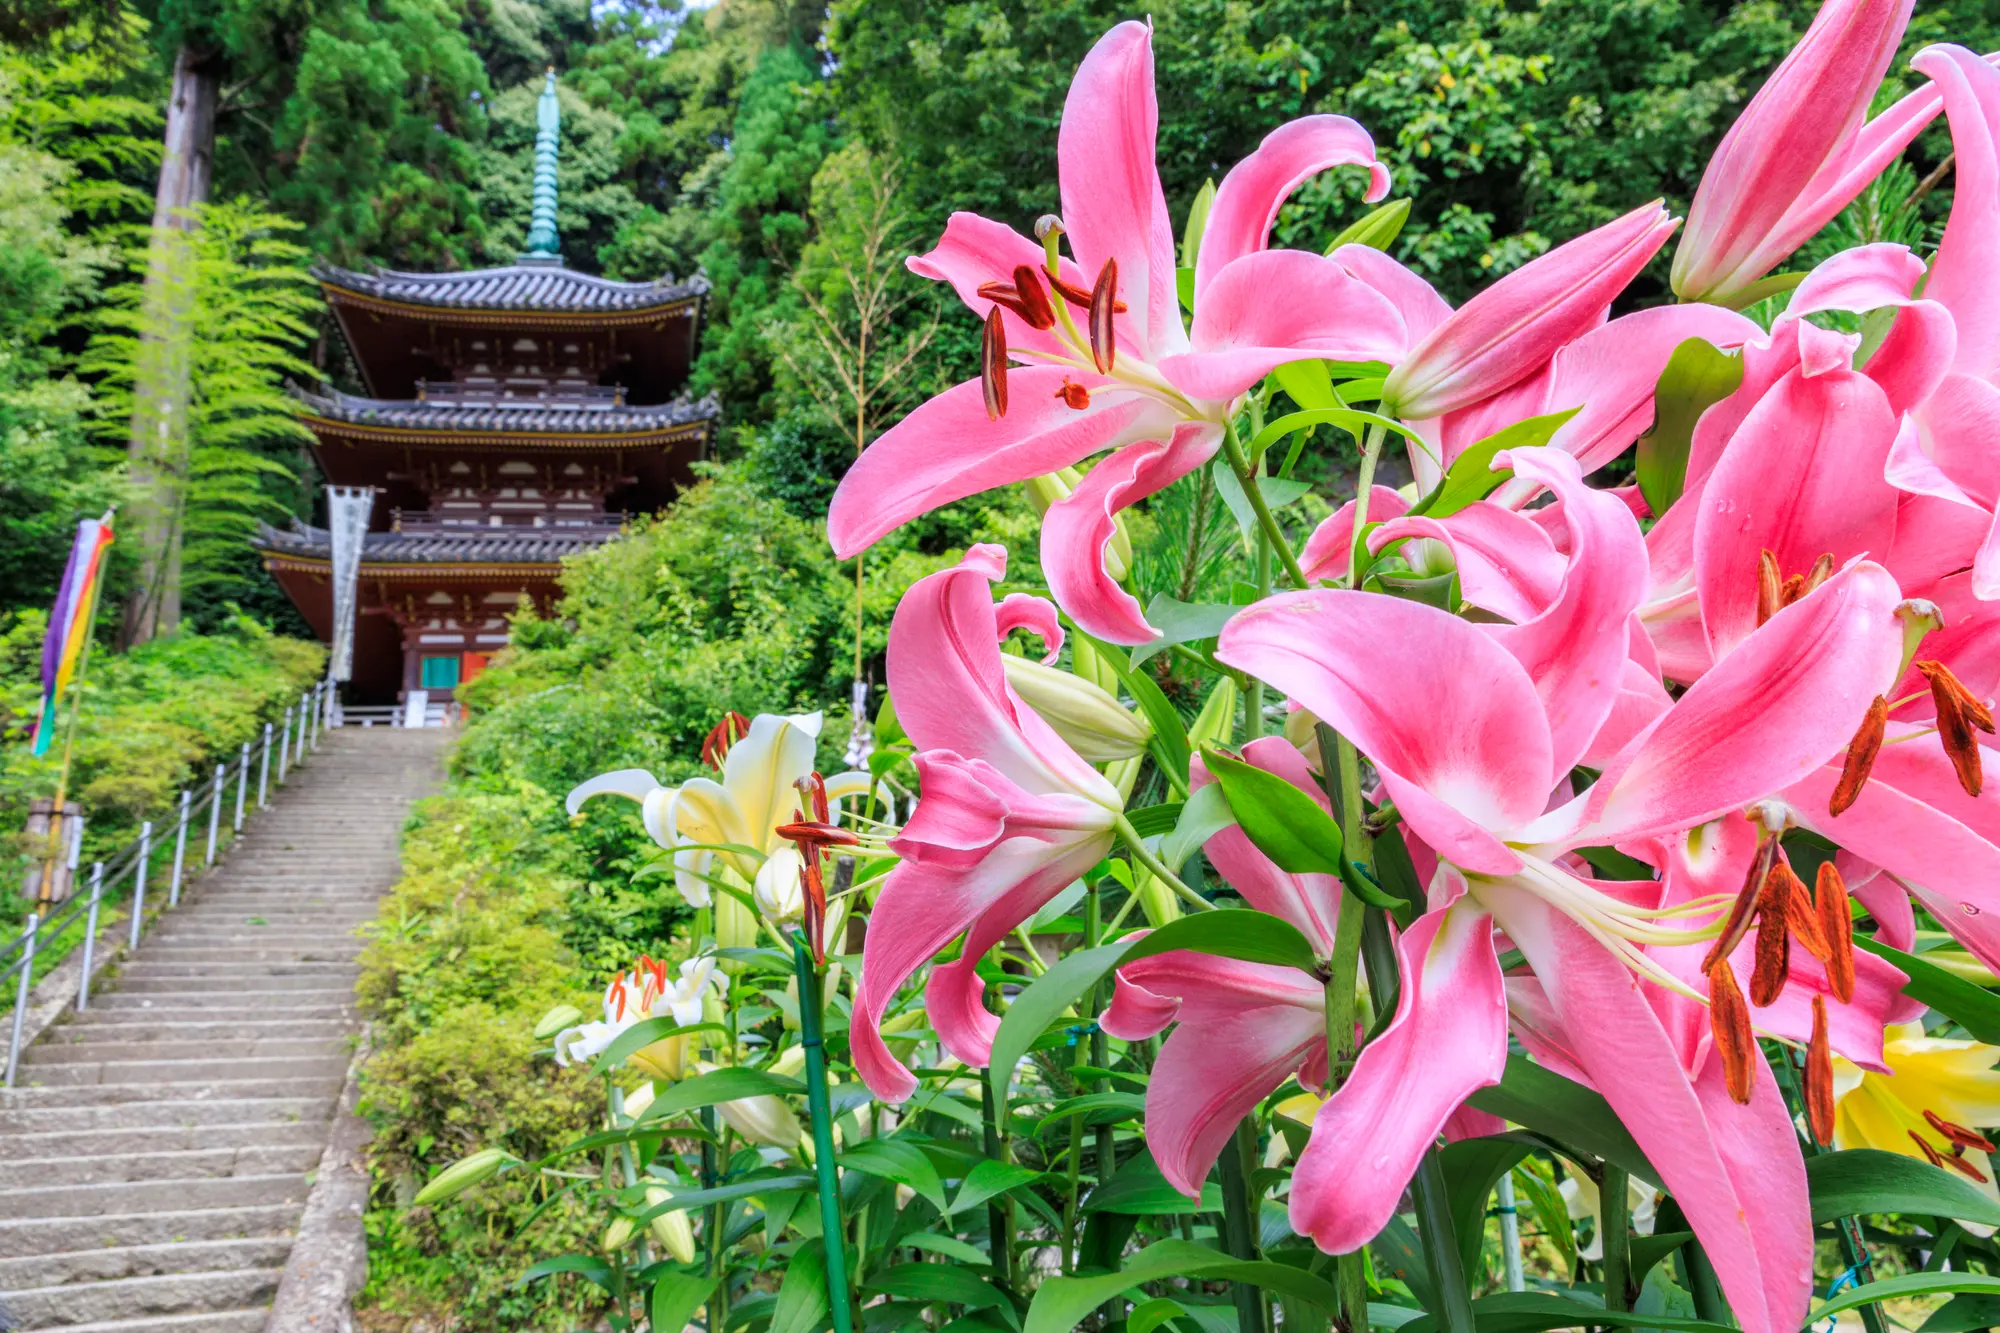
[1064,1021,1100,1047]
[1816,1265,1863,1333]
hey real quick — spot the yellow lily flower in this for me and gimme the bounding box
[566,711,869,909]
[1833,1023,2000,1230]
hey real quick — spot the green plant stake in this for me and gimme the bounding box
[793,929,854,1333]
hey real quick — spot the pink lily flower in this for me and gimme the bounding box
[826,21,1400,646]
[1376,201,1678,422]
[849,544,1122,1102]
[1670,0,1944,303]
[1217,513,1906,1333]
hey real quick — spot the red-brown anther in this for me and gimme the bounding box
[981,307,1008,421]
[1047,271,1128,313]
[1816,861,1856,1004]
[1778,572,1807,610]
[1053,379,1091,410]
[1801,552,1835,598]
[1919,660,1992,798]
[774,820,861,849]
[1924,1110,1999,1154]
[1776,860,1831,962]
[1750,882,1790,1008]
[1012,265,1057,330]
[1089,259,1119,374]
[1756,549,1783,626]
[700,711,751,771]
[1910,1130,1948,1169]
[1703,832,1781,971]
[1806,995,1836,1144]
[1942,1149,1991,1184]
[1709,959,1756,1105]
[1829,695,1889,817]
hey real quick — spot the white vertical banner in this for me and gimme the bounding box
[326,486,376,683]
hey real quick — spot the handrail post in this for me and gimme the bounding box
[258,725,273,808]
[278,707,292,782]
[169,789,191,907]
[6,913,36,1088]
[321,681,333,743]
[206,765,224,865]
[234,743,249,831]
[77,863,103,1010]
[302,689,316,753]
[128,820,153,950]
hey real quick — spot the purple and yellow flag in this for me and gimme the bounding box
[31,516,114,757]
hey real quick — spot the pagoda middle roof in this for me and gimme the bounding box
[314,260,708,315]
[294,385,718,436]
[254,519,615,566]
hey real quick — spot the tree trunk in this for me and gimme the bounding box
[121,45,220,647]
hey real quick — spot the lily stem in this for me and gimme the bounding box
[1087,883,1127,1333]
[1346,422,1388,585]
[1216,1116,1268,1333]
[1222,417,1311,591]
[1600,1163,1632,1314]
[1113,812,1212,912]
[1780,1048,1888,1333]
[1315,723,1374,1333]
[980,979,1016,1294]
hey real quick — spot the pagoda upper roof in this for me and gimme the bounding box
[254,518,616,567]
[314,259,708,317]
[294,385,718,437]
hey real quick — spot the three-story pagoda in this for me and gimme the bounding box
[255,72,715,706]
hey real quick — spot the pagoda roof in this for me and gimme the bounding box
[314,260,708,316]
[293,385,718,438]
[253,518,615,569]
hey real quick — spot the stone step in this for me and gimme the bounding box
[0,1119,326,1161]
[26,1038,347,1065]
[110,976,357,995]
[64,1008,353,1031]
[1,1077,342,1109]
[0,1172,307,1219]
[0,1267,282,1327]
[15,1308,268,1333]
[118,962,360,980]
[0,1142,323,1189]
[0,1237,292,1291]
[0,1097,332,1135]
[135,945,364,962]
[0,1205,300,1258]
[146,934,364,949]
[44,1019,350,1044]
[16,1054,352,1087]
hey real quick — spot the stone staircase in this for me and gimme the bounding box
[0,728,443,1332]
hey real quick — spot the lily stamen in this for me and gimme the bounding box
[981,308,1008,421]
[1829,695,1889,816]
[1709,959,1756,1105]
[701,711,751,771]
[1918,659,1994,798]
[1088,259,1119,373]
[1806,995,1835,1143]
[1924,1109,1999,1153]
[1816,861,1856,1003]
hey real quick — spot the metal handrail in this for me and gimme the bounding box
[4,679,334,1087]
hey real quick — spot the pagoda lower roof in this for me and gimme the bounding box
[293,386,718,438]
[254,519,615,569]
[314,259,708,315]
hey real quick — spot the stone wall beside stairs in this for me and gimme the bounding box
[0,728,444,1333]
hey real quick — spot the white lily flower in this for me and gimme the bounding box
[553,956,720,1081]
[566,712,870,909]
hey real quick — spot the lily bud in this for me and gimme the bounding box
[411,1146,516,1207]
[645,1187,697,1263]
[623,1081,657,1120]
[702,1057,804,1149]
[1186,678,1239,753]
[1000,654,1152,761]
[532,1004,583,1040]
[1671,0,1932,303]
[629,1030,695,1083]
[754,848,807,926]
[1381,202,1677,420]
[715,868,760,958]
[603,1217,635,1251]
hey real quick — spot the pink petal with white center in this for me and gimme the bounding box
[1903,374,2000,509]
[1796,320,1864,377]
[906,211,1088,359]
[1191,738,1343,950]
[1482,881,1812,1333]
[1195,114,1390,294]
[1559,562,1905,846]
[1692,367,1900,661]
[1164,250,1410,399]
[993,593,1064,662]
[1368,502,1564,624]
[827,370,1170,558]
[1915,45,2000,381]
[1488,448,1650,776]
[1058,21,1184,362]
[1299,487,1409,584]
[1042,423,1222,644]
[1219,590,1553,870]
[1840,852,1918,951]
[1106,948,1327,1196]
[1329,244,1454,349]
[1788,241,1927,318]
[1290,899,1508,1252]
